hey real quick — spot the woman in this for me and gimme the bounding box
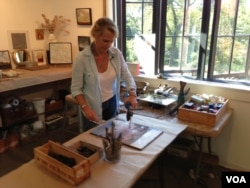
[71,17,137,130]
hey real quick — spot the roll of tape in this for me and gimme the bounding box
[11,99,19,106]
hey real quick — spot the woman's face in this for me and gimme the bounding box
[95,29,115,53]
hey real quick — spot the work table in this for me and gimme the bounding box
[0,65,72,93]
[0,114,187,188]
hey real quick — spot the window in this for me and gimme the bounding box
[116,0,250,85]
[164,0,205,79]
[212,0,250,83]
[117,0,155,76]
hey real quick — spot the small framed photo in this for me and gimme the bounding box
[33,50,46,66]
[49,42,72,64]
[78,36,91,51]
[35,29,44,40]
[76,8,92,25]
[0,50,11,69]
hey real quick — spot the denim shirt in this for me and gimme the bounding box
[71,45,136,120]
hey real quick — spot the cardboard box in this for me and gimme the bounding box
[178,99,229,127]
[34,140,90,186]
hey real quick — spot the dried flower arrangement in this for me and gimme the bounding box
[41,14,71,34]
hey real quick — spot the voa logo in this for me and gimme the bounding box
[226,176,246,184]
[222,172,250,188]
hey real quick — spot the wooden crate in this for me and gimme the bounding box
[34,140,90,186]
[178,99,229,127]
[67,141,103,165]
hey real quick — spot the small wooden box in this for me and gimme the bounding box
[45,100,64,113]
[67,141,103,165]
[34,140,90,186]
[178,99,229,127]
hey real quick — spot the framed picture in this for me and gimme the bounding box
[35,29,44,40]
[76,8,92,25]
[78,36,91,51]
[49,42,72,64]
[7,30,30,50]
[0,50,11,69]
[33,50,46,66]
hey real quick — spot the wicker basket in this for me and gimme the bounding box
[34,140,90,185]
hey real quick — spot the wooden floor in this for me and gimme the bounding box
[0,124,229,188]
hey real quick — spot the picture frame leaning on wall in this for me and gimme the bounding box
[0,50,12,69]
[33,50,47,66]
[49,42,72,64]
[7,30,30,50]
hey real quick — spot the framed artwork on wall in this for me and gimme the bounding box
[76,8,92,25]
[0,50,11,69]
[78,36,91,51]
[33,50,46,66]
[35,29,44,40]
[49,42,72,64]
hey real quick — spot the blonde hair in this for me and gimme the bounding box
[91,17,119,38]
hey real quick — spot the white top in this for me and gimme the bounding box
[98,61,116,102]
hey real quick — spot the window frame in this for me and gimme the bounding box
[115,0,250,86]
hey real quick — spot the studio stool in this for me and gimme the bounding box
[63,94,84,134]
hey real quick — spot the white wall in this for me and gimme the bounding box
[0,0,105,68]
[1,0,250,171]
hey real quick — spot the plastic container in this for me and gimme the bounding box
[32,98,45,114]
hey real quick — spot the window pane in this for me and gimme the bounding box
[126,4,143,35]
[218,0,237,35]
[183,36,200,69]
[126,37,138,62]
[166,1,184,36]
[134,34,155,75]
[125,1,155,75]
[164,0,203,78]
[143,4,153,34]
[165,37,182,69]
[184,2,203,36]
[236,0,250,35]
[231,37,248,74]
[214,0,250,82]
[214,38,232,75]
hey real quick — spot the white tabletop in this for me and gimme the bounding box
[0,114,187,188]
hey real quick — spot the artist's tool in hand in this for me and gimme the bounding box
[125,102,133,129]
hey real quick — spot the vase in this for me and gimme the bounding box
[48,33,57,43]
